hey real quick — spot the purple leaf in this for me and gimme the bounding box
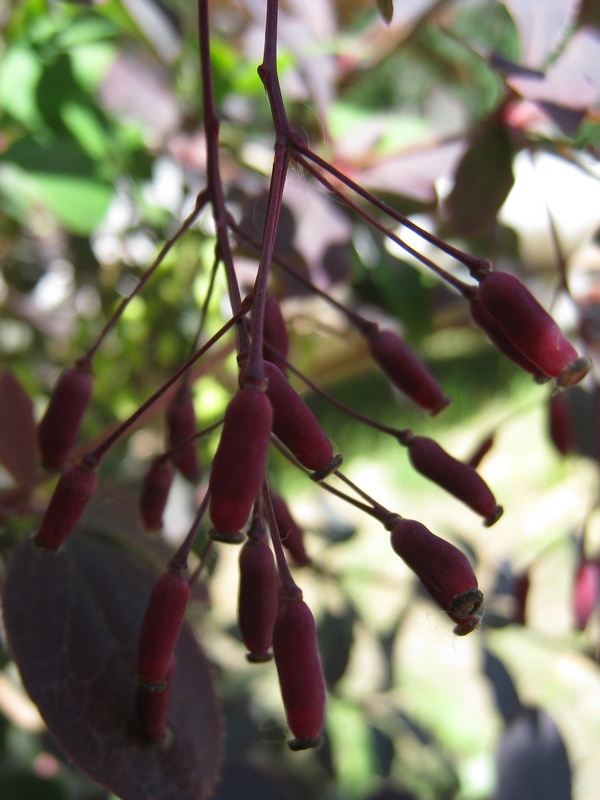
[0,370,38,490]
[2,533,222,800]
[495,707,572,800]
[503,0,579,67]
[444,123,515,237]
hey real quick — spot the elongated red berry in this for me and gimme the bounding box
[263,295,290,374]
[135,656,176,741]
[512,571,530,626]
[166,385,201,482]
[208,388,273,537]
[366,328,450,415]
[238,527,279,662]
[273,596,326,749]
[573,560,600,631]
[34,459,98,552]
[136,569,190,687]
[271,493,311,567]
[263,360,340,476]
[469,296,549,381]
[38,365,93,471]
[548,394,573,456]
[390,519,483,619]
[140,457,175,532]
[477,271,591,386]
[406,435,502,526]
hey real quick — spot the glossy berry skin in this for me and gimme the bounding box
[34,461,98,552]
[273,597,326,749]
[366,328,450,415]
[406,435,502,526]
[477,271,589,385]
[136,570,190,687]
[139,458,175,532]
[390,519,483,620]
[264,360,337,474]
[209,388,273,536]
[263,295,290,374]
[238,537,279,661]
[271,493,311,567]
[469,296,549,381]
[167,385,201,482]
[38,366,94,471]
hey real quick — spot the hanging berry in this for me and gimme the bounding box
[166,384,201,482]
[273,595,326,750]
[38,364,94,472]
[208,387,273,539]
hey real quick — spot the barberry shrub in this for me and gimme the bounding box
[0,0,599,799]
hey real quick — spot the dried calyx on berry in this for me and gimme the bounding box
[208,386,273,541]
[38,362,94,472]
[263,360,342,479]
[405,434,503,526]
[237,515,279,662]
[389,518,483,626]
[166,384,201,482]
[34,457,98,552]
[134,656,176,742]
[475,270,591,389]
[139,457,175,533]
[272,594,326,750]
[365,327,450,415]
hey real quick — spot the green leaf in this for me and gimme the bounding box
[0,46,44,130]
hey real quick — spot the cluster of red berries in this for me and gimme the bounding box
[30,254,590,749]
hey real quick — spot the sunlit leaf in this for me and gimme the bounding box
[503,0,579,67]
[2,533,223,800]
[0,371,38,490]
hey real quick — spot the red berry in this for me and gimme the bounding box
[38,366,93,471]
[573,560,600,631]
[262,295,290,374]
[136,570,190,687]
[366,328,450,415]
[139,457,175,533]
[208,388,273,537]
[238,532,279,662]
[512,571,530,626]
[548,394,573,456]
[390,519,483,619]
[273,596,326,749]
[477,271,590,386]
[166,385,201,482]
[263,360,339,476]
[271,493,311,567]
[469,296,549,381]
[406,435,502,526]
[34,460,98,552]
[134,656,176,741]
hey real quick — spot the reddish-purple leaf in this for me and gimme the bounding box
[2,533,222,800]
[503,0,579,67]
[445,122,515,237]
[495,707,572,800]
[0,370,38,489]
